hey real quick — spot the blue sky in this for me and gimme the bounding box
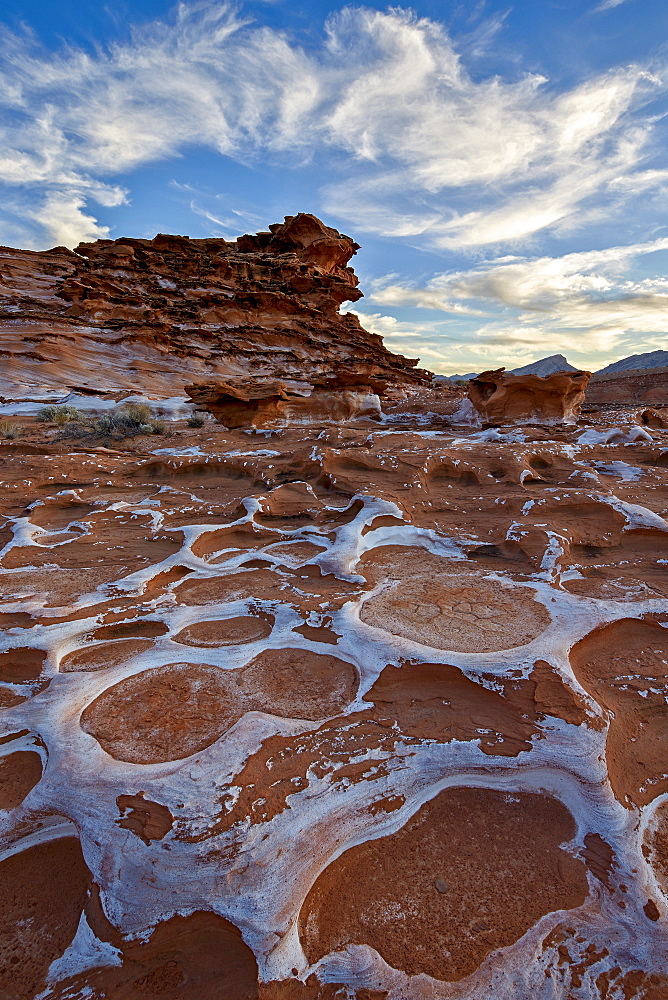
[1,0,668,373]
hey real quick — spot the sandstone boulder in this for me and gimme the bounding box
[640,407,668,428]
[467,367,590,425]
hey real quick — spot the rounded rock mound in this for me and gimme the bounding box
[360,548,549,651]
[81,651,359,763]
[300,786,588,982]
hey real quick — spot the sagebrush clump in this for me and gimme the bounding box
[36,404,85,424]
[56,403,166,440]
[0,419,19,440]
[187,413,206,428]
[122,403,153,424]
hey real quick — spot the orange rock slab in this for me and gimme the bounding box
[468,368,591,425]
[300,786,588,982]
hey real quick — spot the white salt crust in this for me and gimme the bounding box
[0,425,666,998]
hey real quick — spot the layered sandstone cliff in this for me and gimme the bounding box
[0,214,428,403]
[586,365,668,410]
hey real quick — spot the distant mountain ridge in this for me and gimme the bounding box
[594,350,668,376]
[438,349,668,382]
[508,354,577,377]
[438,353,577,382]
[435,372,479,383]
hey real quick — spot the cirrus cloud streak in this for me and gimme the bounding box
[0,2,666,249]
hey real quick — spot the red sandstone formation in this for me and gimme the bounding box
[586,365,668,410]
[81,651,358,764]
[0,749,42,809]
[0,213,428,403]
[300,787,589,982]
[0,837,91,1000]
[570,617,668,808]
[2,219,668,1000]
[41,910,262,1000]
[640,408,668,428]
[185,374,385,428]
[468,367,591,425]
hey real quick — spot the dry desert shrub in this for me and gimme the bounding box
[36,404,85,424]
[0,419,19,440]
[121,402,153,424]
[58,403,166,441]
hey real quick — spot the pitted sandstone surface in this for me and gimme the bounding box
[360,548,551,650]
[1,411,667,1000]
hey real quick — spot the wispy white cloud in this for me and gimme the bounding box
[189,201,248,238]
[321,47,663,248]
[371,237,668,311]
[0,3,665,249]
[594,0,631,12]
[25,190,116,246]
[367,239,668,371]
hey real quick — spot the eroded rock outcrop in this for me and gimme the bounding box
[0,213,428,403]
[586,365,668,410]
[468,367,591,425]
[186,374,385,428]
[640,407,668,428]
